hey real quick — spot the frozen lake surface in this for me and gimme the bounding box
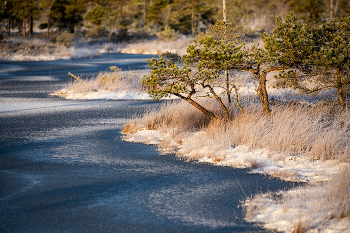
[0,54,298,232]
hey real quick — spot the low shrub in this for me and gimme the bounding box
[85,27,109,39]
[156,26,179,42]
[56,31,75,47]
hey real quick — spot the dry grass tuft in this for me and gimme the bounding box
[121,99,218,139]
[272,169,300,181]
[292,217,308,233]
[229,104,350,162]
[122,121,140,134]
[326,166,350,219]
[210,154,226,162]
[249,159,264,170]
[243,157,264,170]
[137,99,217,132]
[55,67,148,98]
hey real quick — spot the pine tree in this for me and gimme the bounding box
[228,13,312,114]
[143,21,244,119]
[289,0,326,25]
[50,0,85,33]
[285,16,350,110]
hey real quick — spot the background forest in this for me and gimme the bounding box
[1,0,350,42]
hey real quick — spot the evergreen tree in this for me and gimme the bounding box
[84,4,110,37]
[289,0,326,25]
[228,13,312,114]
[147,0,167,30]
[338,0,350,18]
[84,4,108,25]
[143,21,245,119]
[40,0,54,37]
[27,0,40,35]
[143,53,217,120]
[0,0,16,35]
[50,0,85,33]
[284,16,350,110]
[170,0,217,36]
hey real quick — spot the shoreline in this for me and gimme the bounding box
[122,125,350,233]
[0,36,193,61]
[4,39,350,232]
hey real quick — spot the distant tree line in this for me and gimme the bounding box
[0,0,349,40]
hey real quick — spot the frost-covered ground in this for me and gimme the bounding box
[0,38,103,61]
[0,36,193,61]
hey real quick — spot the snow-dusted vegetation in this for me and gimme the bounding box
[0,36,193,61]
[0,37,103,61]
[53,67,151,100]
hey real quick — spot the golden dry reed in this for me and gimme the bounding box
[124,99,350,162]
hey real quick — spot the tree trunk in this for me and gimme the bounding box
[47,13,51,38]
[173,93,217,120]
[223,0,226,22]
[18,21,21,36]
[142,0,147,42]
[226,71,231,104]
[334,0,339,19]
[8,17,11,36]
[233,84,244,115]
[223,0,230,104]
[29,0,33,36]
[22,0,26,37]
[257,71,271,114]
[191,0,195,37]
[207,85,231,119]
[23,17,26,37]
[29,16,33,35]
[331,0,340,20]
[336,71,346,111]
[330,0,333,20]
[144,0,147,24]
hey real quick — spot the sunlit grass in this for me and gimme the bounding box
[123,99,350,163]
[54,66,148,98]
